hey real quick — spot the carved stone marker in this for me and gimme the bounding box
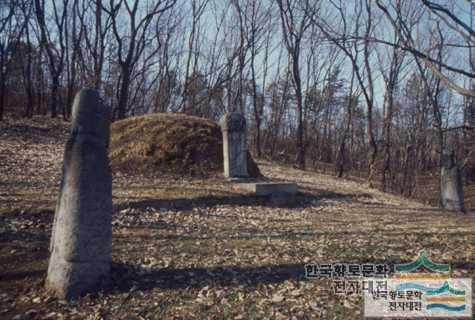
[219,112,248,179]
[46,89,112,300]
[440,150,465,213]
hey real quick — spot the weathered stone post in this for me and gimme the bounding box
[440,149,465,212]
[219,112,249,179]
[46,89,112,300]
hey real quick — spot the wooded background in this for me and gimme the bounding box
[0,0,474,207]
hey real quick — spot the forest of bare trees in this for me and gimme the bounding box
[1,0,474,206]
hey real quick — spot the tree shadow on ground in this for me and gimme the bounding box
[361,204,474,215]
[114,188,370,212]
[0,269,45,282]
[109,262,308,292]
[108,258,475,294]
[1,225,474,299]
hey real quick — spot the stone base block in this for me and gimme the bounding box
[240,182,298,196]
[239,182,298,206]
[227,177,250,183]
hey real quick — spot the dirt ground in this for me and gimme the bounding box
[1,117,474,319]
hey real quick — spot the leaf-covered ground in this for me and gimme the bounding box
[1,117,474,319]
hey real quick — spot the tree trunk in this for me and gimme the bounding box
[94,0,103,89]
[51,75,59,118]
[255,118,261,158]
[66,62,77,120]
[293,56,305,169]
[24,57,34,118]
[367,112,378,188]
[116,66,131,120]
[0,77,5,121]
[381,93,393,192]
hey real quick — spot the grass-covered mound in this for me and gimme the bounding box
[109,112,261,177]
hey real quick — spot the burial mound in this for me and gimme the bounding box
[109,113,261,177]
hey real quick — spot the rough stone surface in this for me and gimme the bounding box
[440,150,465,212]
[219,113,248,178]
[46,89,112,300]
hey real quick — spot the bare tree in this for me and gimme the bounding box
[182,0,208,113]
[76,0,112,89]
[0,0,24,120]
[335,70,355,178]
[311,0,378,186]
[375,0,475,98]
[376,3,407,191]
[34,0,68,118]
[18,0,35,118]
[231,0,272,157]
[103,0,177,120]
[276,0,313,169]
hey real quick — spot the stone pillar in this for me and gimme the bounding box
[219,112,248,179]
[440,149,465,213]
[46,89,112,300]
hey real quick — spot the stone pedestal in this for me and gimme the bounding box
[46,89,112,300]
[219,113,248,179]
[241,182,298,196]
[240,182,298,206]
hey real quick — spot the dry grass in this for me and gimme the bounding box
[110,113,224,177]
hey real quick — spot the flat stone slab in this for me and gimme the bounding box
[240,182,298,196]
